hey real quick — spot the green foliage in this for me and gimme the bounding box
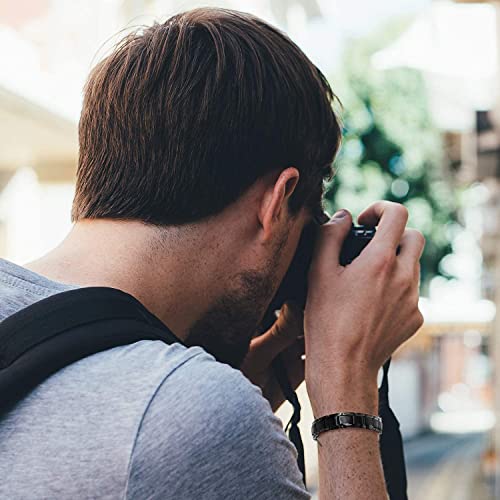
[324,19,459,292]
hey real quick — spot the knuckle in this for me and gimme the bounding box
[321,224,338,237]
[380,200,408,220]
[406,228,425,248]
[271,321,285,339]
[402,269,415,287]
[394,203,409,221]
[396,270,413,291]
[372,247,396,271]
[416,231,426,248]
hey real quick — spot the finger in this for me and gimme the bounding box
[398,229,425,267]
[280,338,306,389]
[358,201,408,251]
[414,262,421,292]
[251,302,304,365]
[310,209,353,273]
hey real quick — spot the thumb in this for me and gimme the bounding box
[252,302,304,365]
[312,209,353,267]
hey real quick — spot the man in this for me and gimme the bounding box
[0,7,424,499]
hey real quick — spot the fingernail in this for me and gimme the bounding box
[332,209,347,219]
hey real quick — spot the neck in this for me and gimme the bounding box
[25,219,226,339]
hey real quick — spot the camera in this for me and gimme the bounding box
[339,225,376,266]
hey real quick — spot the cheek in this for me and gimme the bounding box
[271,228,301,286]
[282,224,303,268]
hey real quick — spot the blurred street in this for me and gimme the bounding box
[406,432,492,500]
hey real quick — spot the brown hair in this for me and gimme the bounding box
[72,7,342,225]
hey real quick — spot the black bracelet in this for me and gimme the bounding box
[311,412,383,440]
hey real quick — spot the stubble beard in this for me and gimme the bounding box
[184,233,288,368]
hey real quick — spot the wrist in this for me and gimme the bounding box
[312,412,383,440]
[306,368,379,417]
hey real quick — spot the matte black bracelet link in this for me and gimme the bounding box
[311,412,383,440]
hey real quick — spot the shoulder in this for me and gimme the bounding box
[125,341,276,431]
[131,347,280,453]
[125,349,309,499]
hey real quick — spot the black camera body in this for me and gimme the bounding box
[339,226,376,266]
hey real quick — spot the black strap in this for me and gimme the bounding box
[379,359,408,500]
[261,305,307,484]
[273,355,305,483]
[0,287,180,416]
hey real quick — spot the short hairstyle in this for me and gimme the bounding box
[72,7,342,225]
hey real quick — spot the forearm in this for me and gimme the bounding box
[317,428,387,500]
[310,377,387,500]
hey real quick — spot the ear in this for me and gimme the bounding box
[258,167,300,242]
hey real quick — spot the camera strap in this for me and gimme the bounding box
[378,359,408,500]
[272,355,306,482]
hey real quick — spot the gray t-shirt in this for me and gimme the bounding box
[0,259,309,499]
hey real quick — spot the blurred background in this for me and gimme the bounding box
[0,0,499,498]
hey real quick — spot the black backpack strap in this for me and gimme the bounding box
[0,287,180,416]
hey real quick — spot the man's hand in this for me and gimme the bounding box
[305,201,424,500]
[240,302,305,412]
[305,201,424,415]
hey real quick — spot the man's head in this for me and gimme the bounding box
[72,7,341,366]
